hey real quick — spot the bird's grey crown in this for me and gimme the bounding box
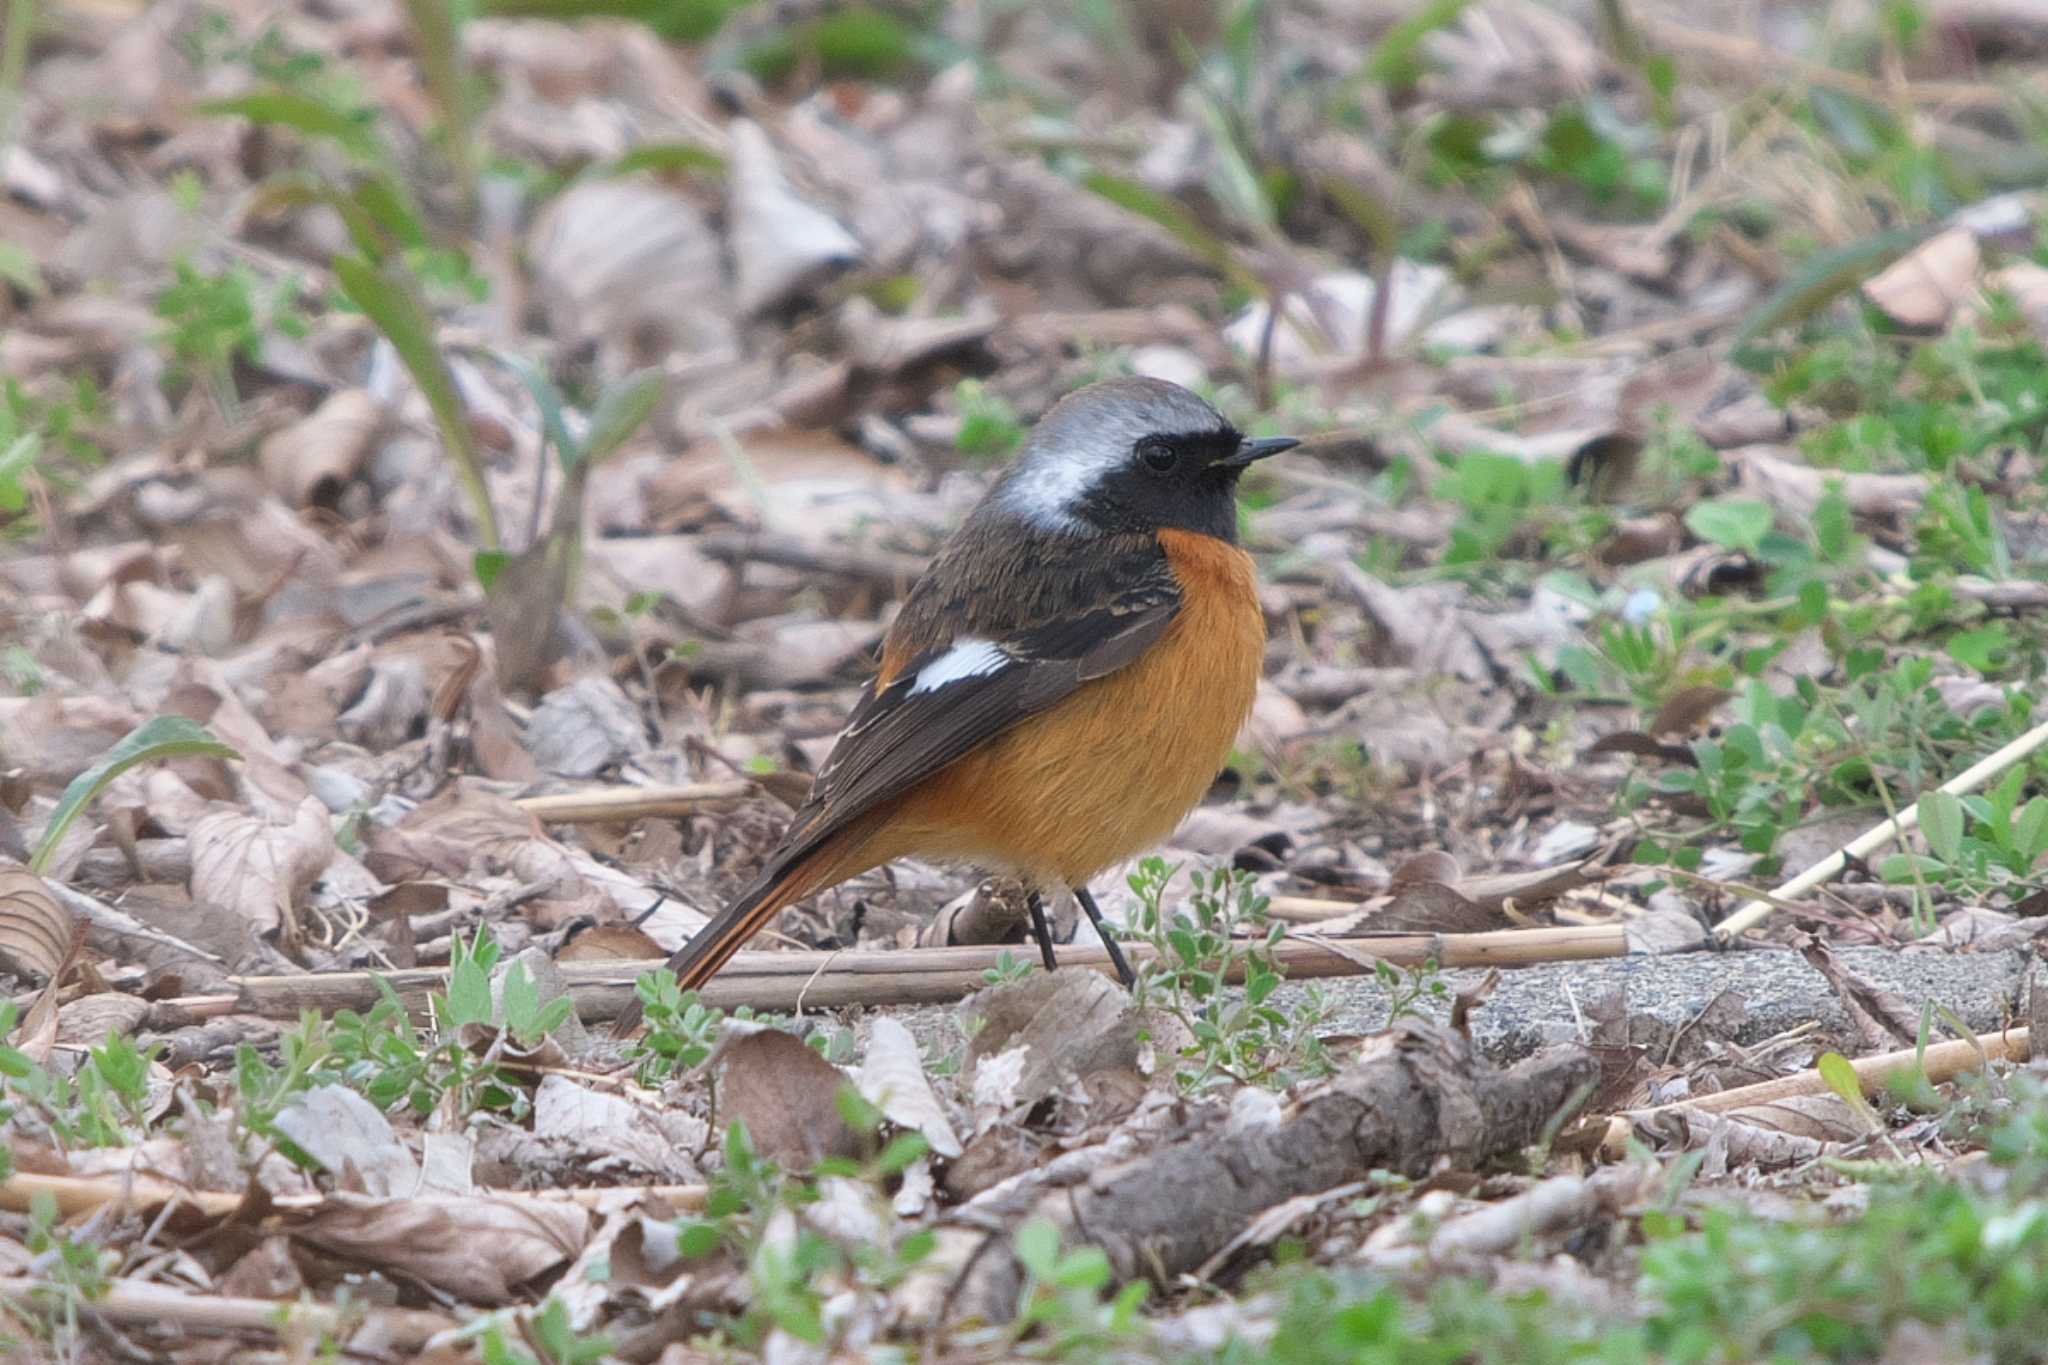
[990,378,1233,533]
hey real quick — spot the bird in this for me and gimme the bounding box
[626,377,1297,1021]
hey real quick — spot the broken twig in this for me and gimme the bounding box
[1598,1025,2031,1157]
[196,925,1629,1020]
[1715,715,2048,940]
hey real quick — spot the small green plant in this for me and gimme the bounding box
[1436,449,1568,569]
[473,1297,612,1365]
[954,379,1026,463]
[0,374,104,523]
[18,1191,115,1353]
[239,928,572,1126]
[154,260,309,416]
[1006,1216,1149,1359]
[676,1112,934,1351]
[629,969,729,1087]
[31,716,239,875]
[1124,859,1336,1092]
[1881,773,2048,904]
[983,949,1036,986]
[0,1004,157,1150]
[1375,957,1448,1024]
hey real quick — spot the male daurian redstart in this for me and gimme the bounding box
[633,378,1297,1016]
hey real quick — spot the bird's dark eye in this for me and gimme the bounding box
[1137,436,1178,473]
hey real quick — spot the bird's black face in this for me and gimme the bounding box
[1073,428,1298,541]
[989,377,1300,544]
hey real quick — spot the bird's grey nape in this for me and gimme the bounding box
[990,379,1231,533]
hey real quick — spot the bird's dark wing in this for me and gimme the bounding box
[766,526,1180,869]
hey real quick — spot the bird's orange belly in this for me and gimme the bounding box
[873,531,1265,885]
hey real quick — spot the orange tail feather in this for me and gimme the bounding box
[667,855,833,992]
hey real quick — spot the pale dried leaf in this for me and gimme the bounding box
[962,971,1139,1115]
[293,1194,588,1303]
[258,389,384,507]
[187,796,336,935]
[273,1086,421,1197]
[1861,225,1980,331]
[729,120,862,317]
[858,1017,962,1159]
[526,676,651,778]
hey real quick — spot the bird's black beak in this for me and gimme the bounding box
[1218,435,1301,469]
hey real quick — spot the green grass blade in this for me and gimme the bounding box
[199,91,381,161]
[334,254,501,549]
[597,141,728,179]
[32,717,240,875]
[1364,0,1472,89]
[399,0,477,209]
[1079,172,1262,295]
[1728,225,1933,371]
[578,369,665,468]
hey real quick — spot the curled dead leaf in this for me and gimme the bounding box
[858,1017,962,1159]
[188,796,336,936]
[962,970,1139,1115]
[0,866,76,982]
[258,389,384,508]
[292,1194,588,1303]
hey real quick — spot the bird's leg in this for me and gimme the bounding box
[1023,891,1060,973]
[1073,885,1137,989]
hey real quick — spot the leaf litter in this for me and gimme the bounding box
[0,0,2046,1358]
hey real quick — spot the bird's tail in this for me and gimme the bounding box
[610,835,859,1035]
[668,855,833,992]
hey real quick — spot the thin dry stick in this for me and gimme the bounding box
[1714,715,2048,940]
[1599,1025,2031,1158]
[0,1276,457,1349]
[513,780,755,824]
[192,926,1630,1020]
[0,1170,707,1220]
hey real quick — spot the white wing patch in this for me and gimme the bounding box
[908,638,1011,695]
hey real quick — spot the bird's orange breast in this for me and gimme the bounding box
[870,528,1266,884]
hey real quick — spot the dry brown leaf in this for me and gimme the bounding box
[1727,446,1928,523]
[1391,851,1462,888]
[1359,882,1504,934]
[857,1017,962,1159]
[292,1195,588,1303]
[273,1086,421,1197]
[0,866,76,982]
[55,993,149,1049]
[1796,934,1922,1051]
[528,176,735,378]
[1647,686,1735,737]
[525,676,651,778]
[729,119,863,316]
[715,1029,862,1171]
[258,389,384,508]
[1861,225,1981,331]
[963,970,1140,1116]
[556,922,667,961]
[187,797,336,936]
[363,786,567,885]
[1984,260,2048,343]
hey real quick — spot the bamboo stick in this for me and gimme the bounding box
[0,1276,456,1349]
[199,926,1628,1020]
[0,1170,707,1221]
[1598,1026,2031,1158]
[1714,716,2048,940]
[512,780,756,824]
